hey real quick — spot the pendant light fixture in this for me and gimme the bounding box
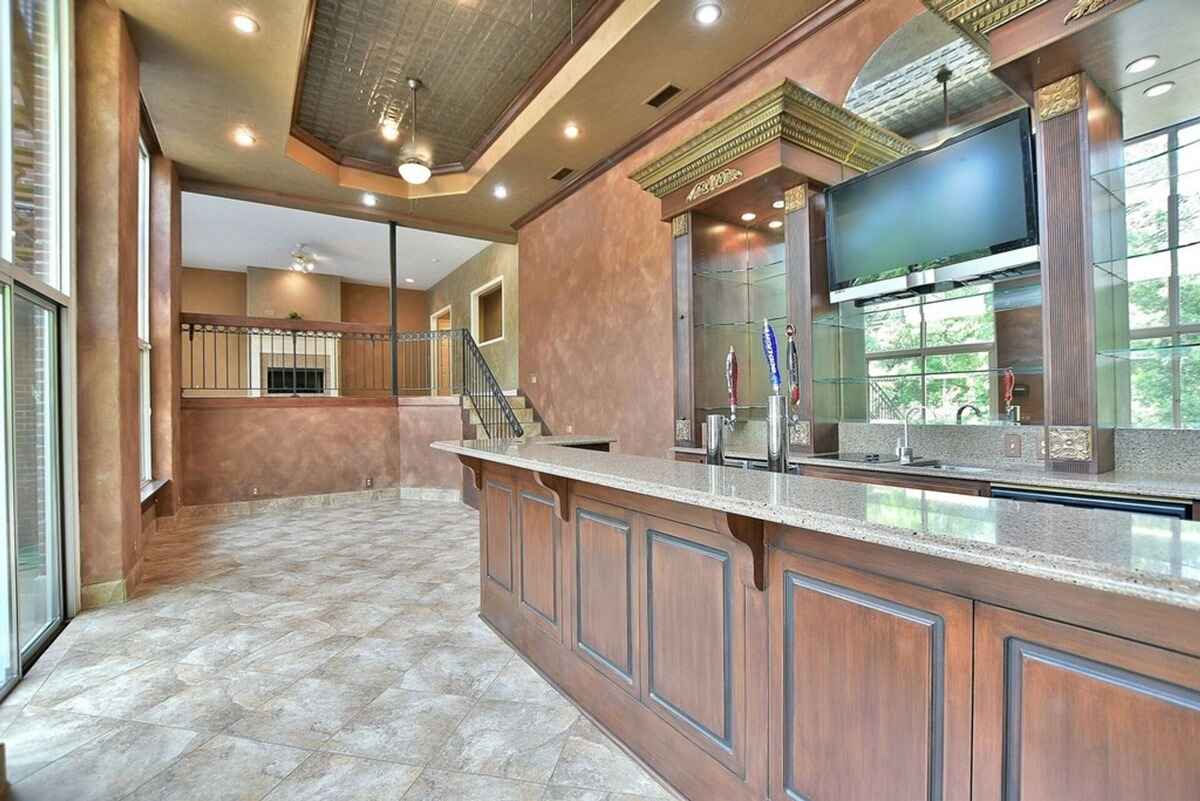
[397,77,432,185]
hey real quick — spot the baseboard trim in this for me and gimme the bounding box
[177,485,464,521]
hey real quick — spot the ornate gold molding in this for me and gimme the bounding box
[1064,0,1117,22]
[630,80,914,200]
[921,0,1052,46]
[784,185,808,213]
[1036,74,1082,121]
[685,169,743,203]
[1047,426,1093,461]
[790,421,812,448]
[671,214,690,237]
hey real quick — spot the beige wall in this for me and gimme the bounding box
[247,266,341,321]
[180,400,463,505]
[341,281,428,330]
[518,0,925,457]
[75,0,144,606]
[181,267,246,315]
[427,243,518,390]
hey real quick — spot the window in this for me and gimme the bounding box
[1124,119,1200,429]
[471,276,504,346]
[137,137,152,482]
[862,286,996,423]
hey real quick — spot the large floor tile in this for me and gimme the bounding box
[2,706,121,783]
[313,636,430,688]
[399,645,512,697]
[10,721,205,801]
[52,660,217,720]
[133,667,297,731]
[550,721,671,799]
[400,768,545,801]
[123,734,308,801]
[430,698,579,783]
[227,676,381,749]
[262,752,422,801]
[325,687,473,764]
[483,658,571,707]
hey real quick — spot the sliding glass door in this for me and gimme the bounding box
[11,287,60,659]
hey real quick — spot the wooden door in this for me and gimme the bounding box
[973,603,1200,801]
[769,548,973,801]
[434,311,452,395]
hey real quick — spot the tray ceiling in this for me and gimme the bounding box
[296,0,600,169]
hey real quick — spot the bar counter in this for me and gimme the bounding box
[432,438,1200,801]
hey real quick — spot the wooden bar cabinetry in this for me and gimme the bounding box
[468,458,1200,801]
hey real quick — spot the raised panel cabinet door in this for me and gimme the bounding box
[518,487,562,641]
[641,517,746,775]
[769,549,973,801]
[973,603,1200,801]
[483,478,515,593]
[572,500,639,697]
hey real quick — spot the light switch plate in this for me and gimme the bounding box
[1003,433,1022,458]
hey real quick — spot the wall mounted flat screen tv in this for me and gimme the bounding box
[825,109,1038,297]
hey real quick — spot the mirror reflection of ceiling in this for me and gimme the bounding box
[296,0,600,169]
[844,12,1018,141]
[181,193,491,289]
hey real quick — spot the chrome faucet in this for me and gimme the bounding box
[897,405,929,465]
[955,404,982,425]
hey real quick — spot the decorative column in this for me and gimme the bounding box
[783,185,838,454]
[1035,73,1124,473]
[672,212,695,446]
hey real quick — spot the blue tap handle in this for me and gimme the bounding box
[761,319,781,394]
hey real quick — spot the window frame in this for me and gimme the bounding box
[470,275,504,347]
[1125,117,1200,429]
[862,290,998,424]
[137,137,152,483]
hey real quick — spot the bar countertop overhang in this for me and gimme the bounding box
[433,437,1200,610]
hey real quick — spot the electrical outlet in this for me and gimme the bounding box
[566,424,574,434]
[530,373,538,384]
[1003,433,1023,458]
[251,486,259,497]
[364,477,374,489]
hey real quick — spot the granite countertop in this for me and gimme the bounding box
[520,434,617,446]
[672,446,1200,501]
[434,438,1200,610]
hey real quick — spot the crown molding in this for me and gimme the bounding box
[629,79,914,200]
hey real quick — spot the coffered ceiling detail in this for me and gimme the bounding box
[295,0,603,172]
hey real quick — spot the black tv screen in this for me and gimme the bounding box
[825,110,1038,292]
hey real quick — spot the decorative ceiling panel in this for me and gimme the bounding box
[296,0,599,169]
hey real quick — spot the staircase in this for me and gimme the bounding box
[463,391,544,439]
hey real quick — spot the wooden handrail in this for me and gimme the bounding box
[180,312,390,336]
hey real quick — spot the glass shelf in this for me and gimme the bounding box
[812,281,1041,330]
[1093,238,1200,273]
[693,260,785,286]
[1093,136,1200,186]
[1098,341,1200,361]
[694,315,787,331]
[812,363,1044,385]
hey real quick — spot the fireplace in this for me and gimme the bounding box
[267,366,325,395]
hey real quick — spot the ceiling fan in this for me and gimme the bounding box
[334,76,433,184]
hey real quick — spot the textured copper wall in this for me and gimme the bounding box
[75,0,143,588]
[149,156,182,516]
[518,0,924,457]
[180,400,462,506]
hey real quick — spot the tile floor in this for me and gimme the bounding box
[0,498,673,801]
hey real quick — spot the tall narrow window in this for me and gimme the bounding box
[137,138,152,482]
[1124,119,1200,429]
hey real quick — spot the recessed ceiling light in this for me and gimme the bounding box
[231,14,259,34]
[694,2,722,25]
[564,122,580,140]
[740,212,756,222]
[1144,81,1175,98]
[493,184,509,200]
[1125,55,1159,75]
[362,193,377,207]
[768,220,783,230]
[232,126,256,147]
[772,200,785,209]
[404,278,415,284]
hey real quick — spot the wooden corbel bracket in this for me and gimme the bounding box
[458,456,484,491]
[534,472,571,523]
[722,512,766,592]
